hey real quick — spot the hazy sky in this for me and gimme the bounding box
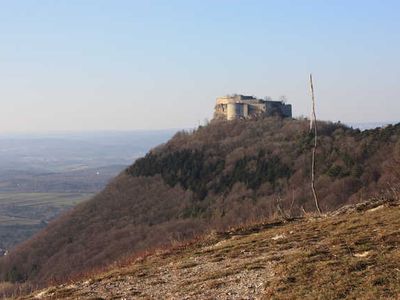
[1,1,399,132]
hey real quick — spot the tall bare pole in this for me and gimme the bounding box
[309,74,322,215]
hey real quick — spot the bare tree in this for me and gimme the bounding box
[309,74,322,215]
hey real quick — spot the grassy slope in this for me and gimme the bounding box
[18,196,400,300]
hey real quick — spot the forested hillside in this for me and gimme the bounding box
[1,117,399,288]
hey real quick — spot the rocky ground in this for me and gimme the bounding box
[16,198,400,299]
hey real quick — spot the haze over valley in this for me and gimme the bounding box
[0,130,175,251]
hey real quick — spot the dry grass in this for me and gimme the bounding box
[11,196,400,300]
[263,203,400,299]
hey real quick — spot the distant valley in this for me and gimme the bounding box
[0,130,176,251]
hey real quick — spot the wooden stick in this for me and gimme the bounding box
[310,74,322,215]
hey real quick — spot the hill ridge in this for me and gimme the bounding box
[1,117,399,291]
[16,193,400,299]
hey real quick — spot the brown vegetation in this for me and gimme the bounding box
[14,189,400,299]
[0,117,399,292]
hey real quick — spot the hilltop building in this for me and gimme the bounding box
[214,95,292,121]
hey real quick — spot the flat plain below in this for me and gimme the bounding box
[0,192,92,249]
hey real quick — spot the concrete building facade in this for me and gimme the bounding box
[214,95,292,121]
